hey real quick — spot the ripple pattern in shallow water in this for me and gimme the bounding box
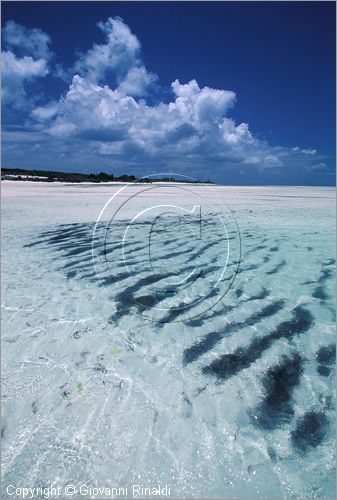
[2,187,336,499]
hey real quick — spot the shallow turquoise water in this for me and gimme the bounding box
[1,184,335,499]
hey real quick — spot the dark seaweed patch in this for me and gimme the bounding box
[159,301,194,323]
[67,246,91,256]
[312,286,328,300]
[184,238,224,264]
[239,263,260,273]
[267,446,277,461]
[150,245,194,261]
[99,272,130,287]
[266,260,286,275]
[202,306,313,380]
[93,363,108,374]
[301,280,317,285]
[109,273,167,322]
[252,353,303,430]
[291,411,328,453]
[317,365,331,377]
[61,256,93,269]
[185,303,236,328]
[316,344,336,365]
[156,266,233,324]
[133,295,164,308]
[244,288,270,302]
[244,244,267,257]
[183,300,284,365]
[318,267,333,284]
[184,331,223,365]
[324,258,336,266]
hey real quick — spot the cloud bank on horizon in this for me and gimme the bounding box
[1,17,333,184]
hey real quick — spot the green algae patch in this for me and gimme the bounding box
[110,346,123,356]
[76,382,84,393]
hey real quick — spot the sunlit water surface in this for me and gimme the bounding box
[1,183,335,499]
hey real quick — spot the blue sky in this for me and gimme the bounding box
[2,1,336,185]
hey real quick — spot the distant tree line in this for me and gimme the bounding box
[1,168,212,184]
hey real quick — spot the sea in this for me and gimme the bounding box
[1,182,335,499]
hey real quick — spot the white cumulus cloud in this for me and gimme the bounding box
[3,20,53,60]
[2,50,49,112]
[35,73,269,167]
[73,16,156,96]
[2,21,52,115]
[2,16,326,180]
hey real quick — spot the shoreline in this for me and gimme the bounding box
[1,180,214,187]
[1,180,335,188]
